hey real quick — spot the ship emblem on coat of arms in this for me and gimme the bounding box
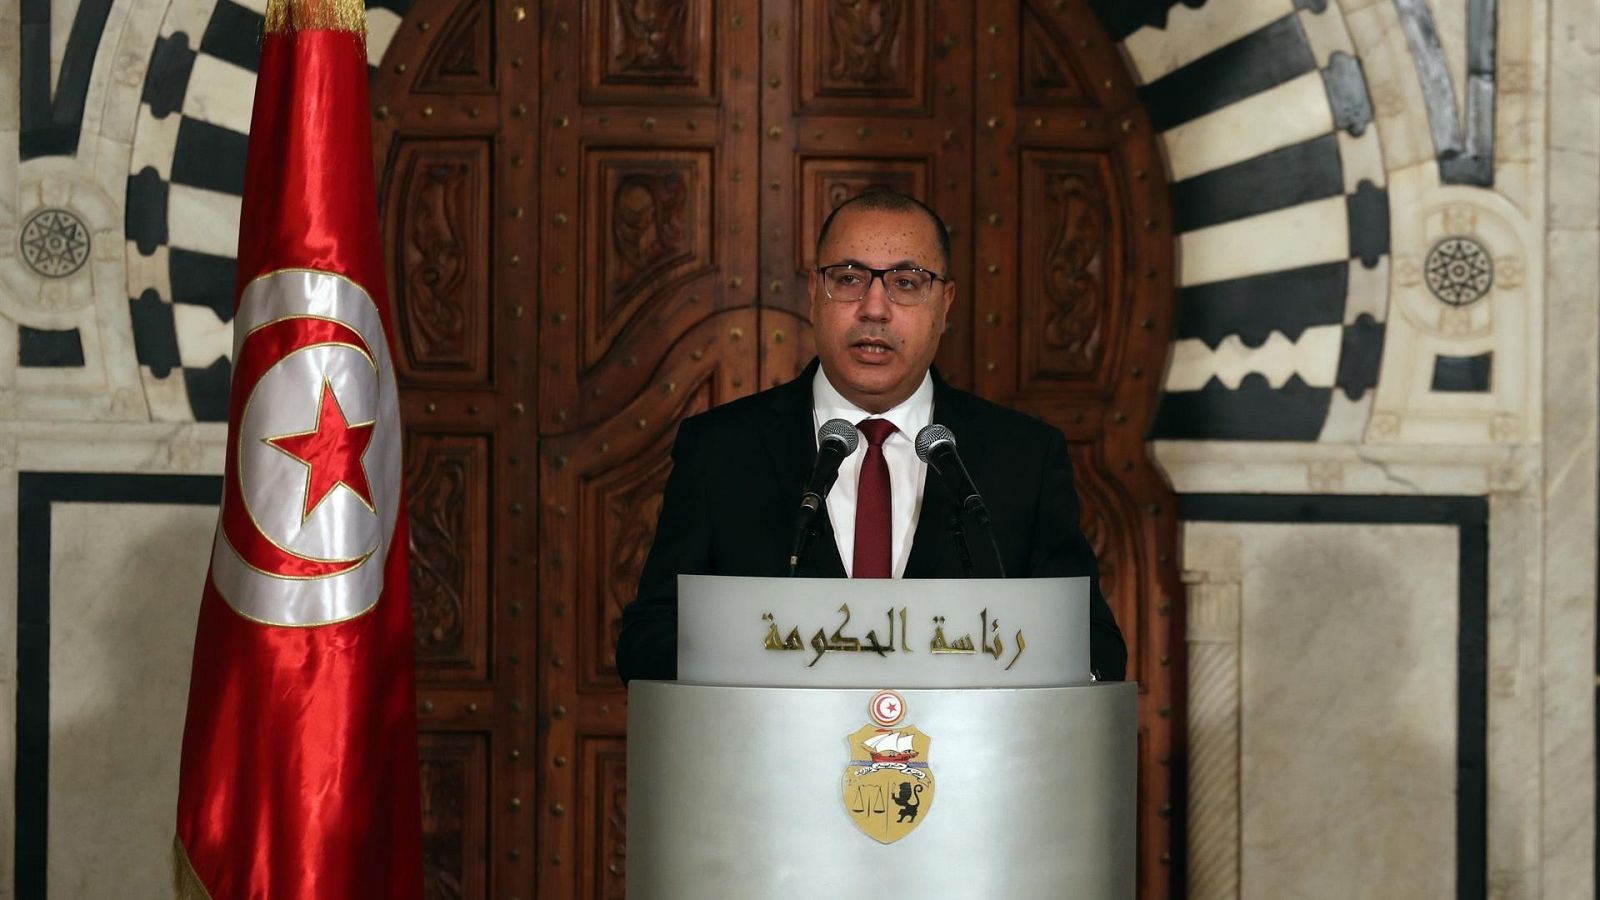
[843,690,935,844]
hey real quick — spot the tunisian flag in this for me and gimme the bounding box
[174,1,424,896]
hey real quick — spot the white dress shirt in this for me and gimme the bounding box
[812,368,934,577]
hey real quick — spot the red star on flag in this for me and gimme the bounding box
[267,379,377,521]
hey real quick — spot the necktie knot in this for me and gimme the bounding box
[858,418,897,448]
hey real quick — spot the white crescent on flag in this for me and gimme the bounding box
[210,268,402,626]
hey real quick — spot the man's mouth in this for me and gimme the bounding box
[851,337,893,356]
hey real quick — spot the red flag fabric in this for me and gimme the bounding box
[174,2,423,896]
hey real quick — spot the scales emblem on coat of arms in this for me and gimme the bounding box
[843,690,935,844]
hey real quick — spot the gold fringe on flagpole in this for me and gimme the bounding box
[263,0,368,36]
[171,835,215,900]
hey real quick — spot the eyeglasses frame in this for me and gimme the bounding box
[814,263,952,306]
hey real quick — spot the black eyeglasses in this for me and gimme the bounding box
[816,264,950,306]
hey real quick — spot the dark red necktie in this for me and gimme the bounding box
[853,418,897,578]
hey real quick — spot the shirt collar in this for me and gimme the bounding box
[812,366,934,443]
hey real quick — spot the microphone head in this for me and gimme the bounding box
[818,418,860,454]
[914,424,956,463]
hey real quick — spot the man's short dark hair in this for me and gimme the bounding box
[814,190,952,275]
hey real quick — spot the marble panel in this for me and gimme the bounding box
[1182,525,1243,900]
[1344,255,1388,323]
[47,502,212,899]
[1486,489,1542,900]
[153,0,216,39]
[1296,4,1356,68]
[166,183,242,258]
[1492,2,1542,168]
[181,54,258,134]
[172,302,231,368]
[1317,390,1374,443]
[0,468,18,896]
[0,43,16,137]
[1160,72,1333,183]
[1546,10,1600,234]
[1341,1,1437,172]
[1538,0,1600,875]
[1424,0,1470,127]
[368,7,403,67]
[1336,127,1386,192]
[10,422,227,474]
[125,242,172,300]
[128,105,181,180]
[142,368,198,422]
[1366,163,1541,446]
[98,0,166,147]
[1178,194,1350,288]
[1151,440,1532,496]
[1234,522,1459,899]
[1121,0,1287,85]
[1164,325,1342,393]
[49,0,85,97]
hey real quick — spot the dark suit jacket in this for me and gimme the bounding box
[615,360,1128,683]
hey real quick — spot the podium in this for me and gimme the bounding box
[626,576,1136,899]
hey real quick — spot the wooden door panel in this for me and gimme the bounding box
[584,0,717,104]
[576,734,629,900]
[386,138,495,383]
[797,0,930,113]
[413,0,495,92]
[1016,149,1121,389]
[580,148,717,370]
[373,0,541,896]
[419,732,490,900]
[407,430,492,681]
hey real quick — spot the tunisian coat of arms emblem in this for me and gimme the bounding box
[843,690,935,844]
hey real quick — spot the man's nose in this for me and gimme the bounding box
[857,274,893,320]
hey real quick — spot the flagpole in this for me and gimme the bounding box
[173,0,423,896]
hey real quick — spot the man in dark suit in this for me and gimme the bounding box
[616,191,1126,683]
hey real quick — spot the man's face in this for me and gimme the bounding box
[808,207,955,413]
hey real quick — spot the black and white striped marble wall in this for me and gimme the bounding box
[1095,0,1538,452]
[3,0,409,426]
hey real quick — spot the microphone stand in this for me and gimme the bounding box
[787,524,815,577]
[949,516,976,578]
[951,511,1006,579]
[968,512,1007,578]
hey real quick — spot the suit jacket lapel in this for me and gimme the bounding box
[760,360,847,577]
[904,370,987,578]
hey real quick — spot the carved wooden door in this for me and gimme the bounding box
[370,0,538,897]
[373,1,1180,897]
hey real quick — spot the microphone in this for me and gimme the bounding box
[916,424,1005,577]
[788,419,860,573]
[914,424,991,528]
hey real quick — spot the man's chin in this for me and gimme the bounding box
[837,373,914,411]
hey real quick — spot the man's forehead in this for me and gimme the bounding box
[819,207,940,257]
